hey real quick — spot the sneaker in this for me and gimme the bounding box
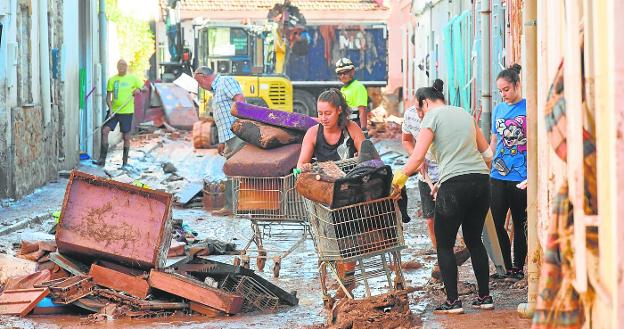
[472,295,494,310]
[433,300,464,314]
[490,270,512,280]
[506,269,525,281]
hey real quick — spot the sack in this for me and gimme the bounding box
[192,120,215,149]
[330,164,392,209]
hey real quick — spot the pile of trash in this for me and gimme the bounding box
[367,106,404,140]
[327,291,420,329]
[0,170,298,320]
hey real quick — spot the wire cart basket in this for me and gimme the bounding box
[304,196,406,305]
[220,275,280,313]
[228,158,360,278]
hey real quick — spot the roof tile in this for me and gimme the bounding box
[161,0,388,12]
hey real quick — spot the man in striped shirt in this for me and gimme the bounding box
[194,67,245,156]
[194,67,245,216]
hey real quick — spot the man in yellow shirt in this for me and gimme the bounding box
[95,59,144,167]
[336,58,368,130]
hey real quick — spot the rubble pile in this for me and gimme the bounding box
[327,291,421,329]
[367,106,404,140]
[0,170,298,320]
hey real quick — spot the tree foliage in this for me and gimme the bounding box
[106,0,154,78]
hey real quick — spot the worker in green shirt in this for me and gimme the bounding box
[95,59,145,167]
[335,57,368,130]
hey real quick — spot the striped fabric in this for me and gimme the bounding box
[211,75,242,143]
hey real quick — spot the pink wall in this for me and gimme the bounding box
[386,0,415,93]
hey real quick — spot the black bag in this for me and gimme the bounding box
[330,164,392,209]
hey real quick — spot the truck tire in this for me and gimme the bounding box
[293,89,317,116]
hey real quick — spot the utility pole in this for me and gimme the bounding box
[479,0,491,138]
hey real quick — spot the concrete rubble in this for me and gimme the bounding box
[0,170,299,321]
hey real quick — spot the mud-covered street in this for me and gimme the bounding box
[0,131,531,328]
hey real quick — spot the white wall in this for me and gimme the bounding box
[60,0,80,169]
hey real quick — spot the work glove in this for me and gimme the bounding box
[390,170,409,199]
[293,163,312,177]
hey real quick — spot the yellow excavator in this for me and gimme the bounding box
[194,21,389,117]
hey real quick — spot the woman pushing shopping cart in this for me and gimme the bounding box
[296,89,406,307]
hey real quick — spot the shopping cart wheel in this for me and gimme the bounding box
[233,257,241,267]
[272,256,281,278]
[257,249,267,272]
[241,255,250,269]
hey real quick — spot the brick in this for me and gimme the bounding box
[231,102,317,132]
[56,171,173,269]
[148,270,243,314]
[167,240,186,257]
[89,263,151,299]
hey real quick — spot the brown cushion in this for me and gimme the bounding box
[231,119,303,149]
[224,143,301,177]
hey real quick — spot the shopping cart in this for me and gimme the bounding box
[228,158,360,278]
[304,196,406,306]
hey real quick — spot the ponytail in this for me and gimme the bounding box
[416,79,446,108]
[317,88,350,128]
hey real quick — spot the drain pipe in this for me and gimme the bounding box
[97,0,107,154]
[517,0,538,318]
[479,0,491,138]
[99,0,107,112]
[39,0,52,124]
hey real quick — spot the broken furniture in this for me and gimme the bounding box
[56,170,173,269]
[231,119,304,149]
[0,169,299,320]
[224,143,302,178]
[231,101,317,131]
[147,270,244,314]
[153,83,199,130]
[48,275,94,304]
[0,288,49,316]
[88,263,151,299]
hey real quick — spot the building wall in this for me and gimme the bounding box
[0,0,102,200]
[386,0,414,94]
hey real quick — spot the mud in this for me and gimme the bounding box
[328,292,421,329]
[0,134,532,329]
[401,260,423,271]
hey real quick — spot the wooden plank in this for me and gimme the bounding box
[0,288,49,316]
[175,182,204,205]
[563,0,587,293]
[48,252,89,276]
[482,210,507,275]
[164,255,193,269]
[148,270,243,314]
[190,302,224,317]
[89,263,151,299]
